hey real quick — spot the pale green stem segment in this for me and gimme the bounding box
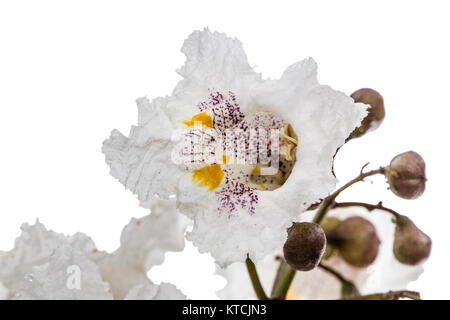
[246,257,268,300]
[318,263,360,298]
[271,259,296,299]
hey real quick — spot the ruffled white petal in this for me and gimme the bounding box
[0,199,188,300]
[95,198,190,298]
[185,195,290,267]
[14,245,113,300]
[0,220,98,297]
[102,97,182,202]
[175,28,261,107]
[124,283,186,300]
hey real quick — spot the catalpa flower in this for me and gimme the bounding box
[0,199,189,300]
[103,28,367,267]
[217,208,424,300]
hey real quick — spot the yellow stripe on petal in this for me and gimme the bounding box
[192,164,224,191]
[182,112,213,128]
[221,154,230,164]
[251,165,260,174]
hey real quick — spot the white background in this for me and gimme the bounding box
[0,1,449,299]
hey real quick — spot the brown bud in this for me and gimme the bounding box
[349,88,385,139]
[393,215,431,265]
[283,222,326,271]
[328,216,380,268]
[386,151,426,199]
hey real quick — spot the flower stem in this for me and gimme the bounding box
[332,201,400,219]
[344,290,420,300]
[318,263,360,298]
[318,263,354,286]
[271,258,296,299]
[313,165,385,224]
[246,257,268,300]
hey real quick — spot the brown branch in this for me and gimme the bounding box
[319,263,360,298]
[344,290,421,300]
[313,166,385,224]
[332,201,400,219]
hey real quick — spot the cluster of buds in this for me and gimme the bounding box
[282,88,431,299]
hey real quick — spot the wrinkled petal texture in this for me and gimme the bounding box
[103,28,367,266]
[124,283,187,300]
[0,199,188,300]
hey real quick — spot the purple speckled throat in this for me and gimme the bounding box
[188,90,295,216]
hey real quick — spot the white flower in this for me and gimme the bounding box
[13,243,113,300]
[95,198,190,299]
[103,28,367,267]
[218,208,425,300]
[0,282,8,300]
[0,198,189,300]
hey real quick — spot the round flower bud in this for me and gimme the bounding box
[386,151,426,199]
[393,215,431,265]
[349,88,385,139]
[283,222,327,271]
[328,216,380,268]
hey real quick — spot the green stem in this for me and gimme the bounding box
[318,263,352,285]
[319,263,360,298]
[246,257,268,300]
[313,166,385,224]
[270,259,296,299]
[345,290,420,300]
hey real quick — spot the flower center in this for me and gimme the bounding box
[233,112,297,191]
[179,90,298,215]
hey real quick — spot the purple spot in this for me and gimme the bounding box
[198,91,245,132]
[216,174,258,216]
